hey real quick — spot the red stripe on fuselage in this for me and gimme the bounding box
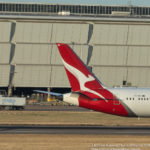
[78,95,129,117]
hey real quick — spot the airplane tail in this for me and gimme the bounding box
[56,43,114,100]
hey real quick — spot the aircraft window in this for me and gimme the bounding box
[138,98,140,100]
[141,98,143,100]
[133,98,134,100]
[130,98,132,100]
[126,98,128,100]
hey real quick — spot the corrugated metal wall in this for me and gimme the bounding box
[0,19,150,88]
[0,22,11,87]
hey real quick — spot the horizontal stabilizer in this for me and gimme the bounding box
[34,90,62,96]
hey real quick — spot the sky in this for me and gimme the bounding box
[0,0,150,6]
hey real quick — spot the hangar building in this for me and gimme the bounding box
[0,2,150,95]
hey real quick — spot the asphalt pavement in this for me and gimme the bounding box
[0,125,150,135]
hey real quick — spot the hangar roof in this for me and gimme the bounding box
[0,0,150,6]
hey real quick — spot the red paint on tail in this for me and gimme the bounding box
[56,43,129,116]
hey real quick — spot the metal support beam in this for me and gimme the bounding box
[86,23,94,67]
[8,21,16,96]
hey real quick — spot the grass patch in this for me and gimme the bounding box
[0,135,149,150]
[0,111,150,126]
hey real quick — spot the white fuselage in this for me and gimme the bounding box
[109,87,150,117]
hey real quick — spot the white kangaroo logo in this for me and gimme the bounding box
[62,60,105,99]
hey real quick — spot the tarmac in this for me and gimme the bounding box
[0,125,150,135]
